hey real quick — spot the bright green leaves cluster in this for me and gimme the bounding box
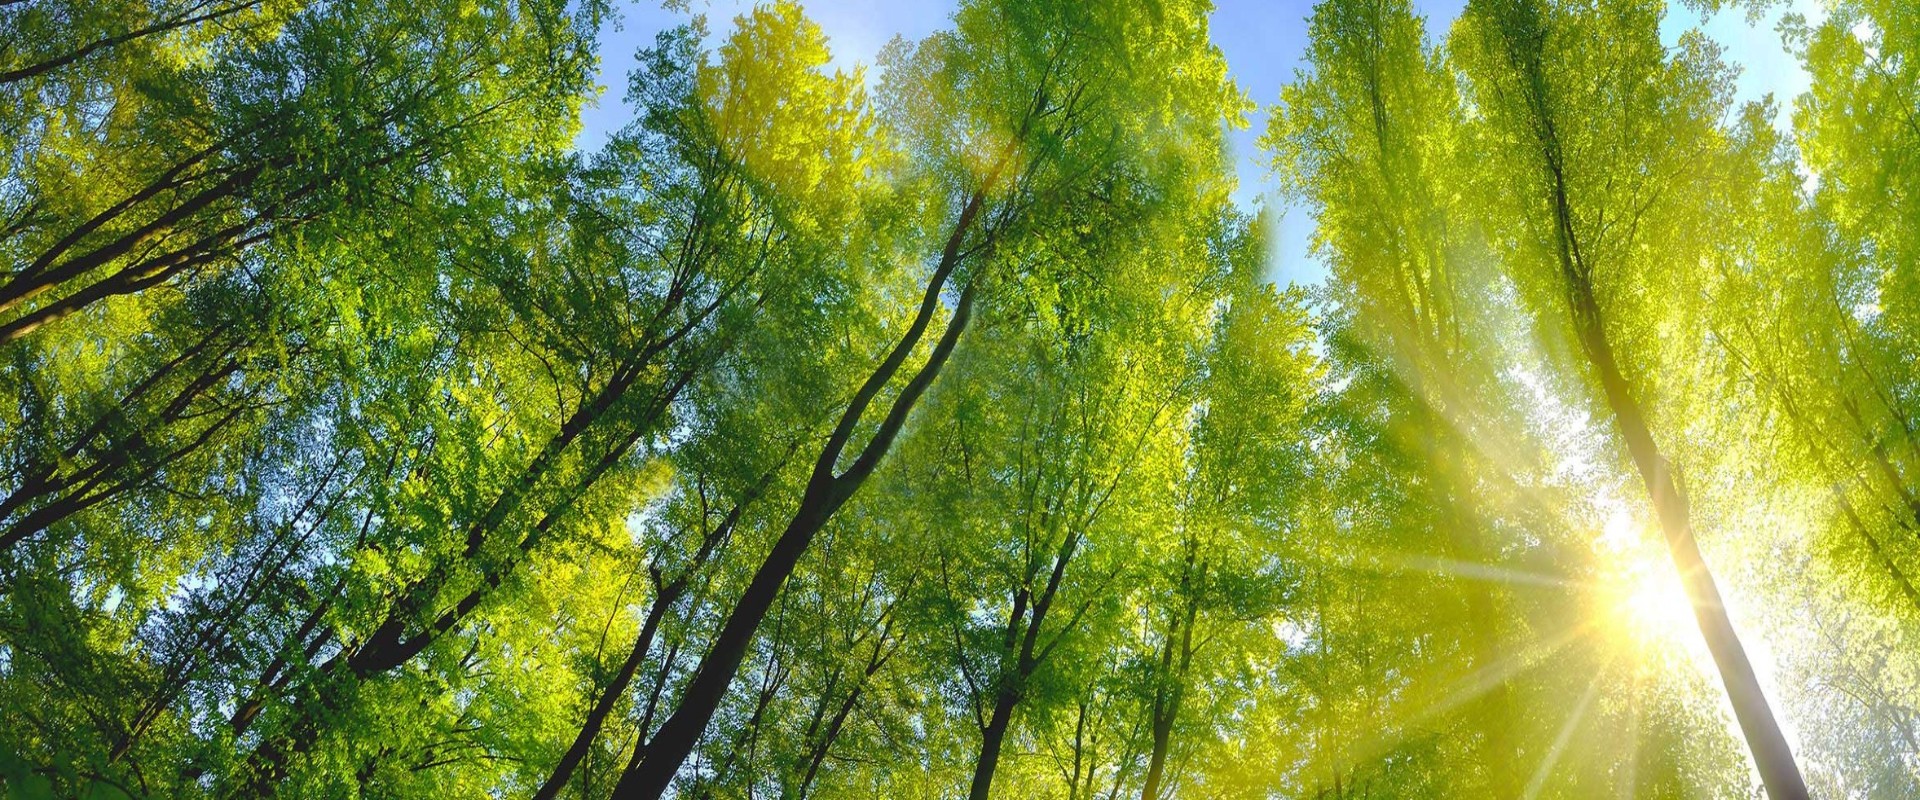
[1454,0,1739,399]
[1,0,601,791]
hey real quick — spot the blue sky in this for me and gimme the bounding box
[577,0,1828,289]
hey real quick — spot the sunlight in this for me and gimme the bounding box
[1594,504,1699,659]
[1522,665,1606,800]
[1617,564,1695,647]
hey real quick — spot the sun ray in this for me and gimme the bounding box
[1405,618,1596,724]
[1617,669,1642,800]
[1522,659,1609,800]
[1344,618,1599,769]
[1378,552,1588,592]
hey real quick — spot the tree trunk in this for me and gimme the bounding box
[533,592,675,800]
[969,687,1020,800]
[1540,90,1808,800]
[610,186,994,799]
[1138,665,1177,800]
[1140,551,1199,800]
[1569,283,1808,800]
[539,455,787,800]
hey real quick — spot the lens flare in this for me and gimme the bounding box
[1595,504,1697,658]
[1617,566,1694,646]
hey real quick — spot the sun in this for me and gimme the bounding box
[1594,504,1698,655]
[1617,566,1695,647]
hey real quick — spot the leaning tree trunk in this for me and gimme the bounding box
[610,186,995,799]
[1560,260,1807,800]
[1534,107,1809,800]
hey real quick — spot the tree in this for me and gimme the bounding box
[1454,0,1806,795]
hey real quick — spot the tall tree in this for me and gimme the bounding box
[1455,0,1807,795]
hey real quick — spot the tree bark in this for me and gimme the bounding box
[533,591,676,800]
[1139,550,1199,800]
[536,454,788,800]
[969,686,1021,800]
[610,185,994,799]
[1569,283,1809,800]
